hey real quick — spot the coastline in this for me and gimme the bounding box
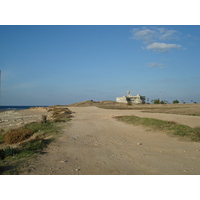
[0,106,48,112]
[0,106,51,131]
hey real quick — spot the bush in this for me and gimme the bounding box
[126,102,132,106]
[152,99,167,104]
[51,107,72,122]
[0,147,17,160]
[0,149,5,160]
[153,99,160,104]
[173,100,179,104]
[3,146,16,157]
[4,128,34,144]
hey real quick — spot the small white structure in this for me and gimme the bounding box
[116,91,145,104]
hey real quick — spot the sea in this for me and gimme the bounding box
[0,106,48,112]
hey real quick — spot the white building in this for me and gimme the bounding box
[116,91,145,104]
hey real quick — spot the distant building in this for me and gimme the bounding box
[116,91,145,104]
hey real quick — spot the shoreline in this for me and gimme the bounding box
[0,106,48,112]
[0,107,52,131]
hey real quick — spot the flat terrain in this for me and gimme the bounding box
[68,100,200,116]
[21,106,200,175]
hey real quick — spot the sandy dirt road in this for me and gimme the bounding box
[23,106,200,175]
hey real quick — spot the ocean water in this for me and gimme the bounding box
[0,106,47,111]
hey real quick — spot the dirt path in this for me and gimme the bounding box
[22,107,200,175]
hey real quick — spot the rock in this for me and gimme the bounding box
[137,143,142,145]
[61,160,68,163]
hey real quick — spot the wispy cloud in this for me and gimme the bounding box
[146,42,182,53]
[156,28,179,40]
[147,62,166,69]
[131,27,180,43]
[131,27,182,53]
[131,28,157,43]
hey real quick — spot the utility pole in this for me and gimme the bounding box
[159,91,162,102]
[0,70,1,96]
[0,70,1,107]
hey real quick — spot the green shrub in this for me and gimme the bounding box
[152,99,167,104]
[153,99,160,104]
[3,146,16,157]
[0,149,5,160]
[0,147,17,160]
[173,100,179,104]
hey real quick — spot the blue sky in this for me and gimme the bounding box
[0,25,200,105]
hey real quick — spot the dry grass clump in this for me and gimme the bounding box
[4,128,34,144]
[50,107,72,122]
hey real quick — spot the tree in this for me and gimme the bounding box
[173,100,179,104]
[153,99,160,104]
[151,99,168,104]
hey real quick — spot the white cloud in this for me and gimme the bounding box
[131,27,183,53]
[146,42,182,52]
[158,29,178,40]
[131,28,156,43]
[131,27,180,43]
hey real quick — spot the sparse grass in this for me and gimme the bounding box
[25,121,59,138]
[0,122,58,174]
[187,114,199,116]
[116,115,200,142]
[0,107,73,175]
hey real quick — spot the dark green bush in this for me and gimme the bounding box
[0,147,17,160]
[173,100,179,104]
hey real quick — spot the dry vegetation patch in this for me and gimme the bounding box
[0,106,73,174]
[48,106,73,122]
[4,128,34,145]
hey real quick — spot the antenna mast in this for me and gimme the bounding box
[0,70,1,97]
[0,70,1,106]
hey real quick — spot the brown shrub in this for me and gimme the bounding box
[127,102,132,106]
[4,128,34,144]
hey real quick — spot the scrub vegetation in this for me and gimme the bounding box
[116,115,200,142]
[0,107,72,175]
